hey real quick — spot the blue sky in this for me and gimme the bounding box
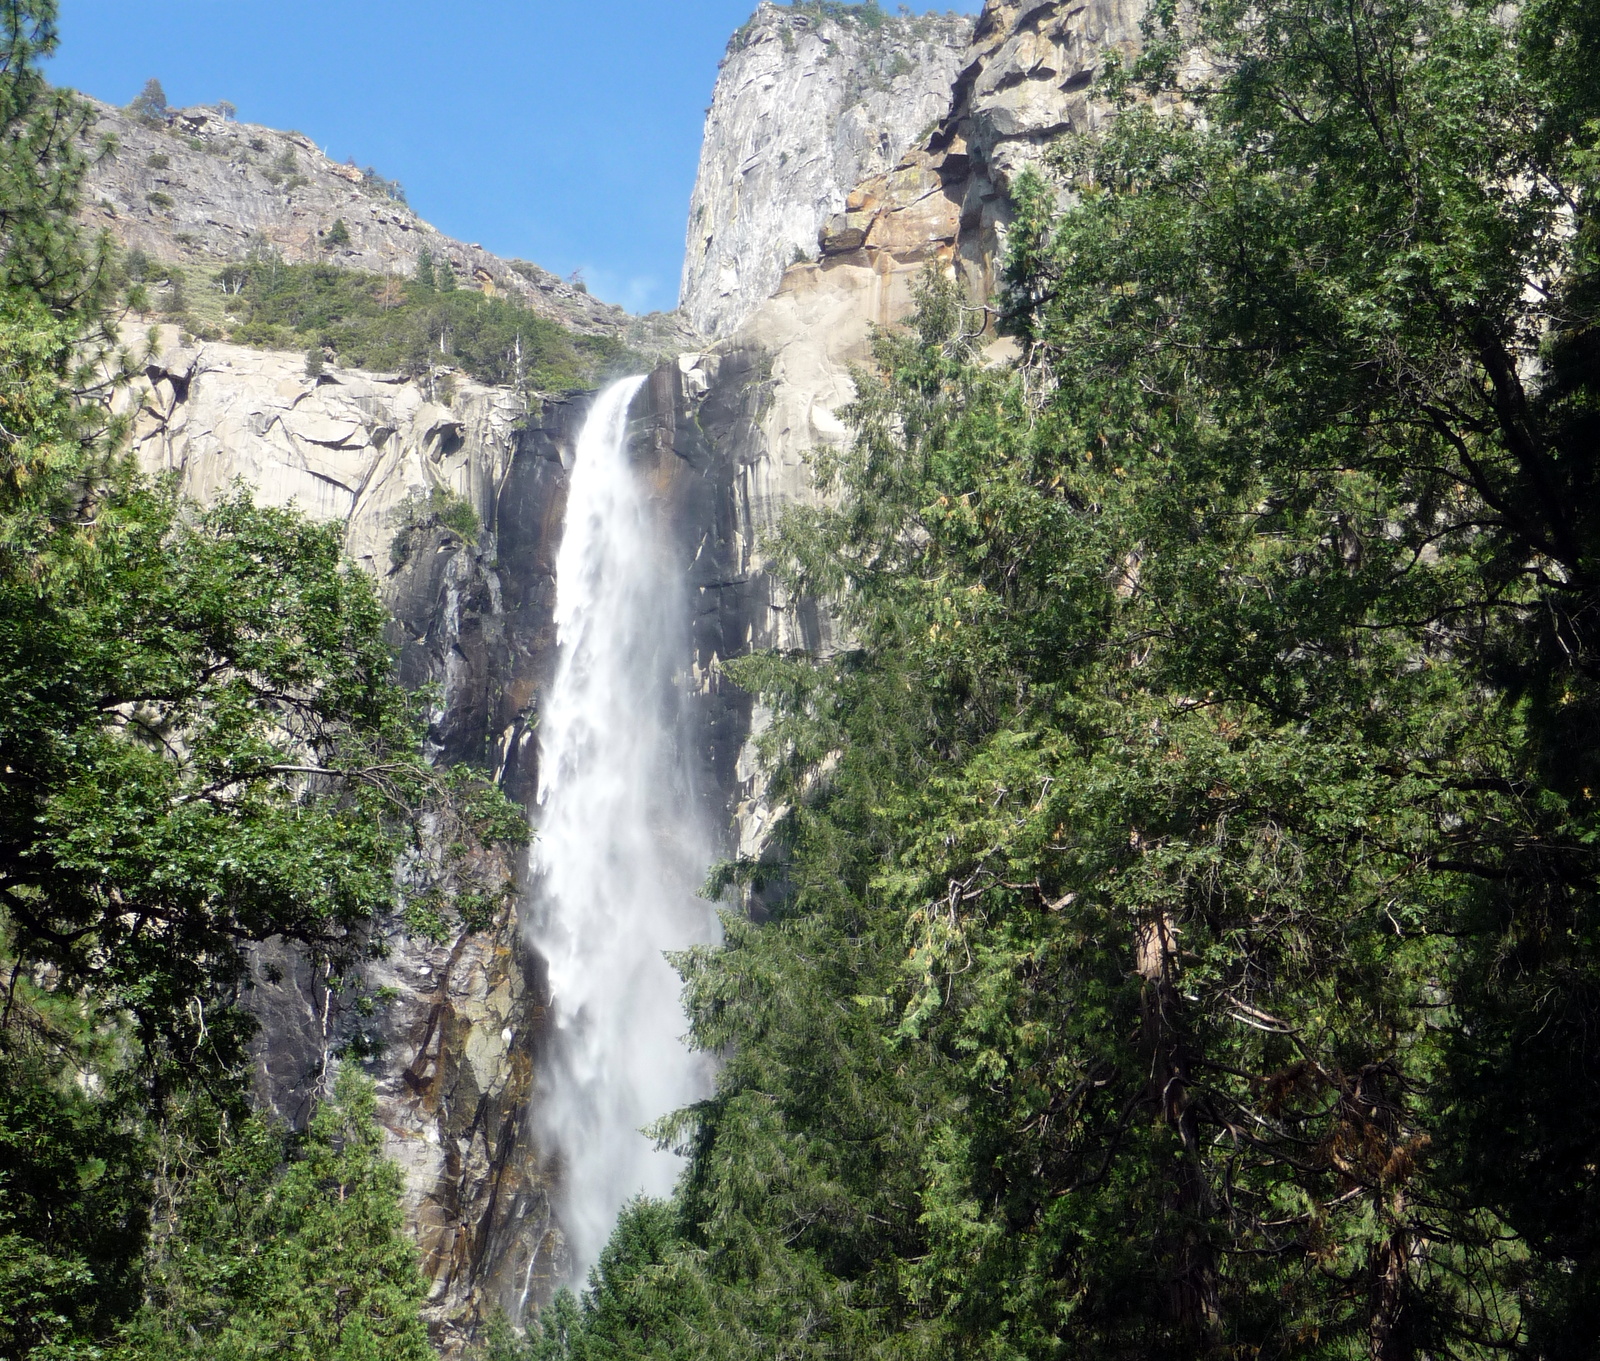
[47,1,981,314]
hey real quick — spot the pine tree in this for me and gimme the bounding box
[413,247,436,292]
[127,78,167,124]
[129,1068,436,1361]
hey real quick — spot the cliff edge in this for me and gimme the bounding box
[679,1,973,341]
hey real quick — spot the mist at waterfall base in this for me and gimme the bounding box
[526,376,720,1287]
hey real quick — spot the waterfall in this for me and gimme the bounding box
[527,376,719,1285]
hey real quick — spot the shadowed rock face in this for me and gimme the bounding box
[217,369,773,1348]
[232,391,591,1352]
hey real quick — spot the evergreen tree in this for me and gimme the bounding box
[561,0,1600,1357]
[127,1068,435,1361]
[413,247,436,292]
[127,78,167,123]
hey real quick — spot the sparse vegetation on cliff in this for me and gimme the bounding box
[732,0,967,50]
[221,256,633,390]
[389,487,481,571]
[126,77,166,125]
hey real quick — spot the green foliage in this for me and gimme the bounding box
[126,78,166,125]
[0,4,109,314]
[389,487,480,570]
[1,472,522,1082]
[0,1012,151,1361]
[224,256,631,391]
[479,1296,584,1361]
[127,1067,435,1361]
[324,217,352,249]
[0,8,518,1353]
[563,0,1600,1357]
[159,267,184,314]
[260,146,305,191]
[360,166,407,205]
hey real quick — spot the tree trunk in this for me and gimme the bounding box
[1137,911,1222,1341]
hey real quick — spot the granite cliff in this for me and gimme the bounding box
[80,96,697,354]
[120,332,580,1344]
[679,2,973,340]
[672,0,1146,872]
[103,0,1148,1347]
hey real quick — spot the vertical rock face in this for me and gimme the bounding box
[681,0,1147,872]
[679,2,973,341]
[123,337,598,1350]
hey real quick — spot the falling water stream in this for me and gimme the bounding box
[526,376,719,1286]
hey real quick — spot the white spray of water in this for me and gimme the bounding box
[527,375,718,1284]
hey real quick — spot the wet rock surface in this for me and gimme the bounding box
[227,390,594,1350]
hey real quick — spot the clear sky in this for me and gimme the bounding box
[46,1,982,314]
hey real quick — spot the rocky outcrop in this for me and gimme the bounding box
[675,0,1146,870]
[676,0,1149,630]
[121,327,527,576]
[120,331,604,1347]
[679,2,973,341]
[80,97,698,352]
[814,0,1147,308]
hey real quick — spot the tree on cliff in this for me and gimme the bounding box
[554,0,1600,1357]
[126,78,167,124]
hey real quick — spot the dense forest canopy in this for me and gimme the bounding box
[514,0,1600,1357]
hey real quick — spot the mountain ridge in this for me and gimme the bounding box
[76,94,699,356]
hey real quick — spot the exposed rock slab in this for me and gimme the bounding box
[686,0,1149,874]
[680,2,973,341]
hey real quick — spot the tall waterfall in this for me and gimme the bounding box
[528,376,718,1283]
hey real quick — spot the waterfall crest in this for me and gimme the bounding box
[528,376,718,1283]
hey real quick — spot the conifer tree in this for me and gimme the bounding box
[129,1069,435,1361]
[126,78,167,124]
[559,0,1600,1357]
[414,247,436,292]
